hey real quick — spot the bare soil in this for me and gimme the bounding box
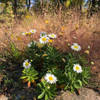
[0,88,100,100]
[55,88,100,100]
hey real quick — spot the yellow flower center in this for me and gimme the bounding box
[42,37,46,41]
[25,62,29,66]
[25,33,28,35]
[51,35,54,37]
[49,39,53,43]
[49,76,53,81]
[75,66,79,70]
[32,30,35,32]
[28,32,31,35]
[74,45,78,49]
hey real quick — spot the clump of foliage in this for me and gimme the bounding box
[0,31,90,100]
[18,31,90,100]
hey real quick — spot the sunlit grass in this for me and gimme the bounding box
[0,11,99,54]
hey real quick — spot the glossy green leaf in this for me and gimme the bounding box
[38,91,45,99]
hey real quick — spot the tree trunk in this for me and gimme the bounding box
[29,0,31,9]
[92,0,96,8]
[26,0,31,11]
[13,0,17,16]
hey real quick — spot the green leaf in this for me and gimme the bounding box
[68,72,72,80]
[64,84,69,90]
[20,76,28,79]
[82,79,88,84]
[48,92,54,99]
[71,85,75,92]
[37,83,43,90]
[38,91,45,99]
[45,93,49,100]
[74,80,82,89]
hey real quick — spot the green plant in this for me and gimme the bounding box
[43,45,63,70]
[25,41,44,69]
[10,42,21,59]
[64,53,90,92]
[37,81,57,100]
[4,78,14,87]
[25,42,63,75]
[21,67,38,87]
[5,42,22,66]
[22,39,91,97]
[49,68,66,85]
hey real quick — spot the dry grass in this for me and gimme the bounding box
[0,11,100,54]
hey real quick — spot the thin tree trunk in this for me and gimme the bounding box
[28,0,31,11]
[13,0,17,16]
[26,0,31,11]
[92,0,96,8]
[26,0,28,7]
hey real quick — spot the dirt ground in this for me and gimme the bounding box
[55,88,100,100]
[0,88,100,100]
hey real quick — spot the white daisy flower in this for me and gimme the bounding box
[73,64,82,73]
[22,32,28,35]
[71,43,81,51]
[39,36,49,44]
[22,33,25,35]
[28,42,32,47]
[40,32,47,37]
[23,59,31,69]
[48,34,57,39]
[30,29,36,33]
[44,73,57,84]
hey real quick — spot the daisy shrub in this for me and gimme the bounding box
[19,31,91,99]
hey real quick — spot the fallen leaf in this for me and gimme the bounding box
[84,50,89,54]
[27,81,31,88]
